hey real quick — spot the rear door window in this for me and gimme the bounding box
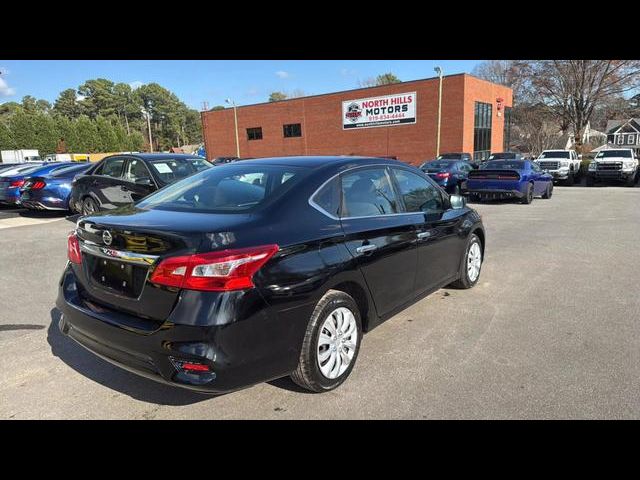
[340,168,399,218]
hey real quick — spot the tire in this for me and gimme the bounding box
[290,290,362,393]
[81,196,99,216]
[452,183,461,195]
[625,175,635,187]
[565,173,574,186]
[586,176,595,187]
[521,183,534,204]
[542,182,553,199]
[449,233,483,289]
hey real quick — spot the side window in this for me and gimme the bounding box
[392,168,443,214]
[124,159,152,183]
[531,162,541,172]
[340,168,398,218]
[311,177,340,218]
[100,157,125,178]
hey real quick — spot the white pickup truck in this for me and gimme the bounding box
[587,148,638,187]
[535,149,582,185]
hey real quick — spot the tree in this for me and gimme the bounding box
[210,105,225,111]
[0,121,15,149]
[358,73,401,87]
[528,60,640,142]
[54,89,82,118]
[269,91,288,102]
[471,60,532,103]
[511,103,564,156]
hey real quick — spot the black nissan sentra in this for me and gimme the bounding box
[57,156,485,393]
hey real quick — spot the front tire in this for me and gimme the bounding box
[449,233,483,289]
[542,182,553,199]
[290,290,362,393]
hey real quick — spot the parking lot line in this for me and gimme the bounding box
[0,216,63,230]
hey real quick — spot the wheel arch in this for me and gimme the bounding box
[327,280,374,332]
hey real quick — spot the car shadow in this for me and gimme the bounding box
[18,209,68,219]
[47,307,212,406]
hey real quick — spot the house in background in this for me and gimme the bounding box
[564,122,607,150]
[605,118,640,156]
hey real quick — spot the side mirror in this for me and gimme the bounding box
[450,194,466,209]
[135,177,153,186]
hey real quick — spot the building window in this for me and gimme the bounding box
[283,123,302,138]
[503,106,512,151]
[473,101,492,162]
[247,127,263,141]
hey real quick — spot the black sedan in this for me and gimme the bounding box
[69,153,212,215]
[57,156,485,394]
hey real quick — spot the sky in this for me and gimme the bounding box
[0,60,482,110]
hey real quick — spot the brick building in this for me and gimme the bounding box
[201,73,513,166]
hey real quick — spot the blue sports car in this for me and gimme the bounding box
[466,159,553,204]
[0,162,77,207]
[20,163,92,211]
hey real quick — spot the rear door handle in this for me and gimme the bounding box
[356,244,378,254]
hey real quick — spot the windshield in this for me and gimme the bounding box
[539,151,570,159]
[596,150,632,158]
[137,164,308,213]
[422,161,456,170]
[437,154,462,160]
[148,157,213,184]
[488,153,517,160]
[481,160,525,170]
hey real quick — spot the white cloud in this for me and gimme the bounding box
[0,77,15,97]
[275,71,290,79]
[129,80,144,90]
[76,94,87,102]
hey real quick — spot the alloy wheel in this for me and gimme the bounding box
[467,242,482,282]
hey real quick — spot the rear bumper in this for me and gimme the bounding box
[56,265,304,393]
[466,187,524,199]
[21,199,68,210]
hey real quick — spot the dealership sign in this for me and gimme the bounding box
[342,92,416,129]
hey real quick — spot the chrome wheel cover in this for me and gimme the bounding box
[317,307,358,379]
[467,242,482,282]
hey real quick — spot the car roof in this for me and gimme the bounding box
[116,153,204,161]
[230,155,406,169]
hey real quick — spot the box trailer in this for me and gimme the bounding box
[1,149,41,163]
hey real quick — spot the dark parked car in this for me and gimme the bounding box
[486,152,523,162]
[419,160,475,194]
[69,153,212,215]
[20,163,92,211]
[436,152,477,168]
[467,159,553,204]
[212,156,240,165]
[57,156,485,394]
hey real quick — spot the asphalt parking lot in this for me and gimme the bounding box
[1,185,639,419]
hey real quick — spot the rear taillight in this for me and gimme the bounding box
[10,179,25,188]
[67,231,82,264]
[31,180,46,189]
[150,244,279,292]
[436,172,450,179]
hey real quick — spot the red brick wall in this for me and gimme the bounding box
[202,74,513,166]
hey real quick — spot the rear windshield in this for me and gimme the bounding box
[481,160,525,170]
[148,157,213,183]
[488,153,517,160]
[422,161,456,170]
[137,164,308,213]
[50,164,91,178]
[539,151,570,159]
[596,150,632,158]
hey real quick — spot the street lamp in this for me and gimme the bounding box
[226,98,240,158]
[434,66,444,158]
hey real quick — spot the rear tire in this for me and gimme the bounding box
[290,290,362,393]
[521,183,534,204]
[565,173,575,186]
[81,197,99,216]
[449,233,482,289]
[452,184,461,195]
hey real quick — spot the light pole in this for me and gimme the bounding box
[434,66,443,158]
[226,98,240,157]
[141,106,153,153]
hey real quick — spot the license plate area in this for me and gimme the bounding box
[86,255,149,298]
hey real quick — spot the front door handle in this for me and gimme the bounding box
[356,244,378,254]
